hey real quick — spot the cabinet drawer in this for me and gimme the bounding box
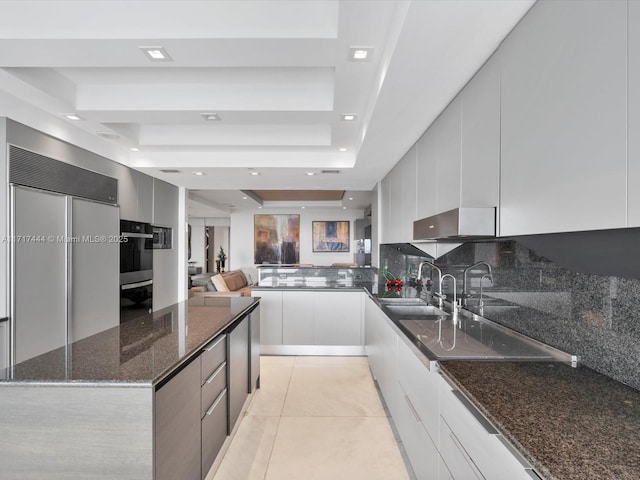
[201,388,228,480]
[439,378,531,480]
[201,335,226,385]
[439,418,485,480]
[201,361,227,419]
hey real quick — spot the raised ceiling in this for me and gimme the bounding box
[0,0,535,211]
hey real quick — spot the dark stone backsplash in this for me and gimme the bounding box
[380,240,640,391]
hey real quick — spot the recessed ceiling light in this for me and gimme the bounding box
[130,147,139,152]
[341,114,357,121]
[349,46,373,62]
[139,46,172,62]
[64,114,81,120]
[305,172,317,176]
[248,169,260,176]
[193,171,206,176]
[242,196,248,200]
[338,147,347,152]
[258,206,262,209]
[301,206,306,209]
[201,112,221,121]
[349,197,354,201]
[343,206,347,210]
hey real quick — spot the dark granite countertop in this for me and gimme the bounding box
[2,296,259,385]
[439,361,640,480]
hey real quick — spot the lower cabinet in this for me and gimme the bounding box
[259,289,364,351]
[155,358,202,480]
[228,315,250,433]
[364,296,533,480]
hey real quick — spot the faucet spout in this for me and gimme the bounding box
[462,261,493,306]
[440,273,458,311]
[417,260,443,308]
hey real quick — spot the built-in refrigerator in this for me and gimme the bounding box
[8,146,119,367]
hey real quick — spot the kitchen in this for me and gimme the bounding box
[1,1,640,479]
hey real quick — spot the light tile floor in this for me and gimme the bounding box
[211,356,411,480]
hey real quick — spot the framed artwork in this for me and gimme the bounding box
[254,214,300,264]
[312,221,350,252]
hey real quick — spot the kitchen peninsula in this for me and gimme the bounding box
[0,296,260,480]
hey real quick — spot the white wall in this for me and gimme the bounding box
[230,208,365,270]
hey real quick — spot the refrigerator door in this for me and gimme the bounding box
[71,198,120,342]
[13,187,67,364]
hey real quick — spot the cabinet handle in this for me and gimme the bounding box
[205,362,226,384]
[403,394,422,424]
[206,388,227,416]
[449,431,485,480]
[204,335,225,352]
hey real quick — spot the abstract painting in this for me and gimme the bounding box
[312,221,350,252]
[254,214,300,264]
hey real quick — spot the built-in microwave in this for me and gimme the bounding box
[152,226,172,249]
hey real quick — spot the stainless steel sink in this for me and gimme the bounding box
[379,297,427,305]
[384,304,448,318]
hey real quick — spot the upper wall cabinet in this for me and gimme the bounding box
[380,146,417,243]
[460,54,500,211]
[499,0,627,236]
[628,1,640,227]
[118,170,154,224]
[153,179,179,227]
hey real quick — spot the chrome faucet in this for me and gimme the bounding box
[440,273,459,313]
[462,261,493,306]
[417,260,443,308]
[478,274,493,316]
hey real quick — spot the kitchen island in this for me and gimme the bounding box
[0,296,260,480]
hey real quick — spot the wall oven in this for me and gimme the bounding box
[120,220,153,323]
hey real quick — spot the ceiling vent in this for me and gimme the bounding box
[159,169,181,173]
[321,169,341,174]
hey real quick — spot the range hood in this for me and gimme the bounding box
[413,207,496,240]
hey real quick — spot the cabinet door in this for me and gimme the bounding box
[155,358,201,480]
[500,0,627,236]
[0,318,8,379]
[228,316,249,433]
[416,126,439,220]
[137,172,154,224]
[400,147,418,241]
[314,292,362,346]
[257,290,283,346]
[282,291,314,345]
[384,164,404,243]
[433,97,462,214]
[628,1,640,226]
[460,54,500,210]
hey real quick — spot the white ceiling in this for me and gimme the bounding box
[0,0,535,213]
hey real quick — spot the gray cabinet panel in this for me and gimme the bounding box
[433,96,462,214]
[118,169,138,221]
[201,334,226,384]
[416,126,439,219]
[499,0,627,235]
[228,316,249,433]
[629,1,640,226]
[202,389,228,479]
[153,178,178,227]
[314,291,362,346]
[0,318,8,379]
[460,54,500,209]
[137,172,154,224]
[71,198,119,342]
[155,359,201,480]
[258,290,283,346]
[249,307,260,392]
[13,187,67,363]
[282,291,314,345]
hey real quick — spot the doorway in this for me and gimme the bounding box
[206,226,230,273]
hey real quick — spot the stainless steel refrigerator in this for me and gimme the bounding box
[9,146,119,367]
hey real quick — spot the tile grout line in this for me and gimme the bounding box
[261,356,297,480]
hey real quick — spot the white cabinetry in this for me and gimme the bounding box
[380,150,413,243]
[282,291,314,345]
[258,289,363,354]
[314,291,362,346]
[439,377,532,479]
[499,0,627,236]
